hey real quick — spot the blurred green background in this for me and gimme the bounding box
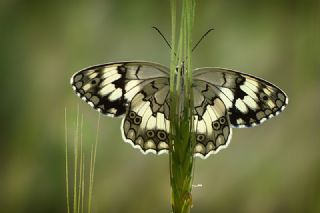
[1,0,319,212]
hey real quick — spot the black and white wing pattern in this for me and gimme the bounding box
[70,62,171,154]
[71,62,288,158]
[70,62,169,117]
[192,81,232,158]
[193,68,288,128]
[122,78,170,154]
[191,67,288,158]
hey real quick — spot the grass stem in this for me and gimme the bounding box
[65,108,70,213]
[65,107,100,213]
[169,0,196,212]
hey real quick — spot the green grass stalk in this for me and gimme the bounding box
[73,106,79,213]
[65,108,100,213]
[77,115,84,212]
[88,114,100,213]
[81,156,85,213]
[169,0,196,212]
[65,108,70,213]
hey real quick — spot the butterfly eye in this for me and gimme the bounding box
[157,131,167,140]
[146,130,155,138]
[134,116,142,125]
[212,121,220,130]
[129,111,136,119]
[196,134,205,142]
[219,117,226,125]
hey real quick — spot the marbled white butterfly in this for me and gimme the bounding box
[70,61,288,158]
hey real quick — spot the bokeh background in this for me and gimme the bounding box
[1,0,319,212]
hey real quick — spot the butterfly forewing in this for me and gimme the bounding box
[70,62,169,117]
[193,68,288,128]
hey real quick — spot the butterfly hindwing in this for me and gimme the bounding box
[193,68,288,128]
[70,62,169,117]
[122,78,170,154]
[193,82,232,158]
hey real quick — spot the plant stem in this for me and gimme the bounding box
[169,0,196,212]
[65,108,100,213]
[88,114,100,213]
[73,106,79,213]
[65,108,70,213]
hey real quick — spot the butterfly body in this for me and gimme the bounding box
[71,61,288,158]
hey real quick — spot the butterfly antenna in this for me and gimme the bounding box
[192,28,215,52]
[152,26,172,50]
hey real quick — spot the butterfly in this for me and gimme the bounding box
[70,61,288,158]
